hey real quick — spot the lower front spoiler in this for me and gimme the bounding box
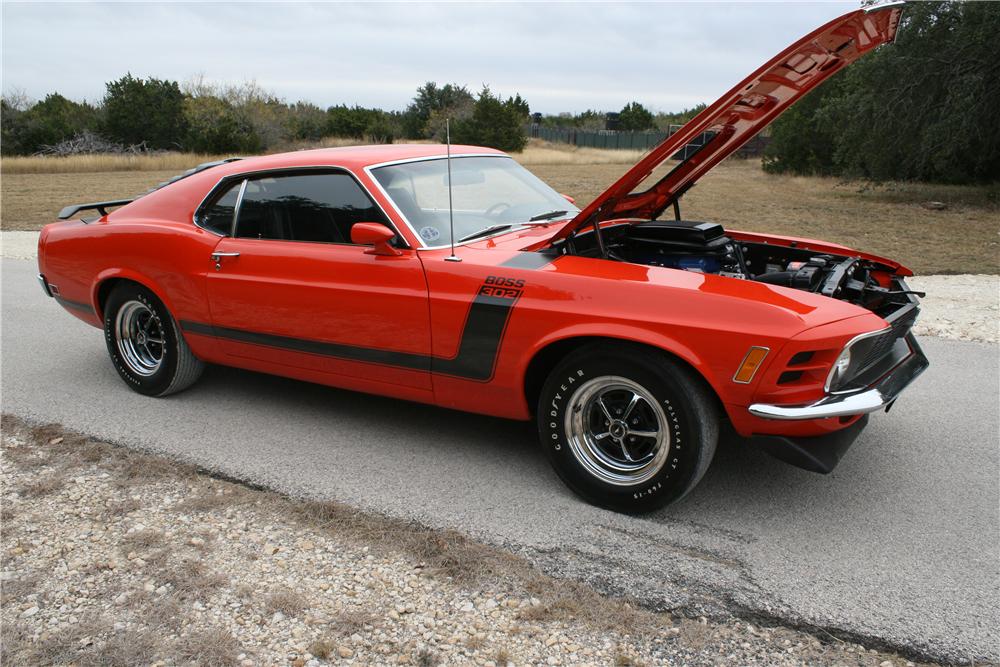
[748,334,929,421]
[749,414,869,474]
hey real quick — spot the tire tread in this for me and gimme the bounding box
[158,314,204,396]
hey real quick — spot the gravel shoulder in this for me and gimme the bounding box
[1,417,927,667]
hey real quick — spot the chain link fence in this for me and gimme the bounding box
[527,125,769,158]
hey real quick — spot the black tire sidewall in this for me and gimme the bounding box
[538,348,709,513]
[103,285,180,397]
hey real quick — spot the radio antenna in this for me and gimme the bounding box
[444,118,461,262]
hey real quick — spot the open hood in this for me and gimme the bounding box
[548,3,903,244]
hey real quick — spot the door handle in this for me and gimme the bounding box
[211,251,239,271]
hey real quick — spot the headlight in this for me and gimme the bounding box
[825,327,892,393]
[827,347,852,390]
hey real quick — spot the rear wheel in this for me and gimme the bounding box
[103,283,204,397]
[538,343,718,513]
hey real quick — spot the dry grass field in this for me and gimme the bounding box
[534,160,999,275]
[2,141,996,275]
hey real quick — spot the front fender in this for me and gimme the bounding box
[518,322,716,393]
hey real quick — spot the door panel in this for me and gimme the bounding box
[204,238,431,390]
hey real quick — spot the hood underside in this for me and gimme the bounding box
[549,3,903,243]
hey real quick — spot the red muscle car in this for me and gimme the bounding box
[38,4,926,512]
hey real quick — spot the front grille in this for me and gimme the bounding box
[856,305,918,371]
[837,302,919,393]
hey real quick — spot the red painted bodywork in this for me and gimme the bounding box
[38,6,907,442]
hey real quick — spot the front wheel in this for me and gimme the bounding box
[538,344,719,513]
[103,283,204,397]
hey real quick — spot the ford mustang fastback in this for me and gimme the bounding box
[38,4,926,512]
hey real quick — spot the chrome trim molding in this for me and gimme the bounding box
[231,178,248,237]
[192,164,409,248]
[823,325,890,393]
[363,154,522,251]
[865,1,905,14]
[750,335,928,421]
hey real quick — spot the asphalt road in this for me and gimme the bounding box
[3,257,997,663]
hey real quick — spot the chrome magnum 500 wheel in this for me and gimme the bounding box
[114,300,166,377]
[538,343,718,513]
[565,376,671,487]
[103,283,204,397]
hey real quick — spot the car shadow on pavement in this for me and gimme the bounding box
[191,363,834,518]
[193,363,548,469]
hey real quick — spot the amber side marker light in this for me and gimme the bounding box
[733,346,770,384]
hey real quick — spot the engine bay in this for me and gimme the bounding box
[561,220,920,316]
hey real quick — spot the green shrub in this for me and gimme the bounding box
[450,87,527,152]
[183,96,260,154]
[402,82,474,139]
[618,102,654,131]
[102,74,187,149]
[1,93,100,155]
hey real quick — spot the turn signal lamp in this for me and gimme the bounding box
[733,346,769,384]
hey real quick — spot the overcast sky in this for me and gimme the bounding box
[2,1,859,114]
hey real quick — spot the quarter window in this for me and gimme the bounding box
[197,181,241,235]
[234,172,391,244]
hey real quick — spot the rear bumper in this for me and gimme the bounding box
[37,273,53,297]
[748,334,928,421]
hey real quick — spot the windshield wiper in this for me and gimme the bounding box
[456,211,571,242]
[457,224,514,243]
[527,209,569,223]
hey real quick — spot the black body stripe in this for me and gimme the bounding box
[55,296,96,314]
[179,291,519,382]
[179,321,431,371]
[433,293,519,381]
[498,251,559,270]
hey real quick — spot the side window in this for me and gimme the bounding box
[234,172,391,244]
[197,180,242,235]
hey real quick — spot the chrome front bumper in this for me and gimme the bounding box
[748,334,929,421]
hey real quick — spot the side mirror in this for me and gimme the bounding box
[561,193,576,205]
[351,222,402,256]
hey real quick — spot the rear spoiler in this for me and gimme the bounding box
[57,199,133,220]
[56,157,242,221]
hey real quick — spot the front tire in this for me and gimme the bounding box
[538,343,719,513]
[103,283,204,397]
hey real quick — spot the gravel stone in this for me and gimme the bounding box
[0,422,936,666]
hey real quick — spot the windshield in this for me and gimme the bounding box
[371,156,579,247]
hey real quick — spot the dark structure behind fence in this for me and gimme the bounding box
[528,125,770,158]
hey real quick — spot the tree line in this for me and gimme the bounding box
[0,73,690,158]
[0,77,531,156]
[536,102,707,132]
[764,0,998,184]
[2,1,994,185]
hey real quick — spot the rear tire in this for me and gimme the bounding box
[537,343,718,513]
[103,283,204,397]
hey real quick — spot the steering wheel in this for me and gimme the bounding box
[485,202,512,218]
